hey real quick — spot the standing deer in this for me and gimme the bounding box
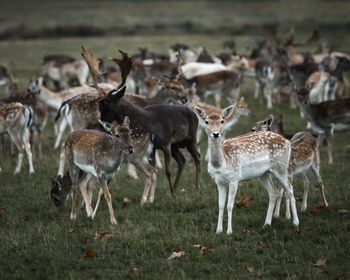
[250,115,328,218]
[0,102,34,174]
[53,117,133,224]
[194,105,299,235]
[297,87,350,164]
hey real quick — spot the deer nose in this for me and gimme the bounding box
[128,147,134,154]
[212,132,220,138]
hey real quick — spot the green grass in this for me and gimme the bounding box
[0,1,350,279]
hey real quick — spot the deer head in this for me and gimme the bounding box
[194,105,235,139]
[98,117,133,154]
[296,87,311,105]
[50,174,71,207]
[250,114,274,132]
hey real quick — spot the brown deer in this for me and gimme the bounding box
[297,87,350,164]
[0,102,34,174]
[250,115,328,218]
[194,105,299,235]
[52,117,133,224]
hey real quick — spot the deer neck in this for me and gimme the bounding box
[38,85,62,110]
[149,88,173,105]
[208,136,224,168]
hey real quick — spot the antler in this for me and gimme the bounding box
[81,46,103,94]
[305,29,321,44]
[111,50,133,93]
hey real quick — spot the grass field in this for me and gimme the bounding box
[0,1,350,279]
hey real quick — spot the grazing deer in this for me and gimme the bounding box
[250,115,328,218]
[56,117,133,224]
[297,87,350,164]
[194,105,299,235]
[0,102,34,174]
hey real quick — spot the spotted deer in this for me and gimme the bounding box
[297,87,350,164]
[0,102,34,174]
[194,105,299,235]
[250,115,328,218]
[52,117,133,224]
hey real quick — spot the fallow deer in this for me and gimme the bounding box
[194,105,299,235]
[0,65,17,97]
[297,87,350,164]
[0,102,34,174]
[250,115,328,218]
[54,117,133,224]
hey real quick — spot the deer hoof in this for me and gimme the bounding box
[111,218,117,225]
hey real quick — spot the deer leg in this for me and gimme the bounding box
[23,128,34,174]
[215,181,227,235]
[69,166,80,220]
[171,144,185,192]
[274,187,284,218]
[11,135,24,175]
[300,172,310,212]
[162,146,175,198]
[326,132,333,165]
[226,181,238,235]
[92,188,103,220]
[54,117,68,149]
[214,94,222,107]
[131,159,155,205]
[259,174,278,226]
[272,171,299,226]
[98,175,117,225]
[310,161,329,208]
[186,141,201,192]
[58,143,65,176]
[254,80,260,98]
[127,163,138,179]
[79,175,94,217]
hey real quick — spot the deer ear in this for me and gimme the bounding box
[98,119,112,132]
[123,116,130,127]
[264,114,274,127]
[222,105,235,119]
[194,107,206,121]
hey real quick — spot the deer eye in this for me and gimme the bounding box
[115,134,120,138]
[221,120,224,124]
[205,121,209,124]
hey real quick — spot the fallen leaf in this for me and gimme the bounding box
[68,228,77,233]
[338,209,350,213]
[193,244,213,254]
[180,188,186,193]
[313,205,329,215]
[313,258,327,267]
[257,241,271,249]
[236,196,254,208]
[123,197,132,208]
[84,249,96,260]
[129,267,140,275]
[168,251,185,260]
[245,264,255,273]
[94,230,112,241]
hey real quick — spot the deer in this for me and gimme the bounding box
[297,87,350,164]
[194,105,299,235]
[250,114,328,218]
[51,117,133,224]
[0,102,34,174]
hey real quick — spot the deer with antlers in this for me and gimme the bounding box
[194,105,299,235]
[250,114,328,218]
[0,102,34,174]
[97,51,201,200]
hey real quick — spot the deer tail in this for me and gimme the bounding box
[24,105,34,127]
[55,101,70,123]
